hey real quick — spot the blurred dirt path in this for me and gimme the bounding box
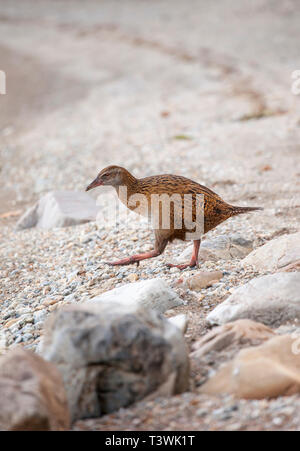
[0,0,299,232]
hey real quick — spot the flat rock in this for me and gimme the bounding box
[207,272,300,327]
[41,302,189,421]
[199,335,300,399]
[191,319,275,359]
[242,232,300,272]
[16,191,100,230]
[87,278,183,314]
[175,234,253,263]
[0,348,70,431]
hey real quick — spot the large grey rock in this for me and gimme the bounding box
[41,302,189,421]
[87,278,183,314]
[0,348,70,431]
[207,272,300,327]
[242,232,300,272]
[16,191,100,230]
[175,234,253,263]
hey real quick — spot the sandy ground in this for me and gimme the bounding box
[0,0,300,431]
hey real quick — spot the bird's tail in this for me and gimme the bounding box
[230,205,263,216]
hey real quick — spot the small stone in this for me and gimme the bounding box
[196,408,207,417]
[184,271,223,291]
[4,319,18,329]
[273,417,283,426]
[127,273,139,282]
[43,299,59,307]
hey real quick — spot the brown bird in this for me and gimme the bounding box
[86,165,262,269]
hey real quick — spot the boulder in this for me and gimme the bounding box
[175,234,253,263]
[16,191,100,230]
[199,335,300,399]
[40,302,189,421]
[191,319,275,359]
[87,278,183,314]
[242,232,300,272]
[0,348,70,431]
[206,272,300,327]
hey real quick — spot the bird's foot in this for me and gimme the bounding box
[105,257,140,266]
[166,262,198,270]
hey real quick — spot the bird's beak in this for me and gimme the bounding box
[85,177,103,192]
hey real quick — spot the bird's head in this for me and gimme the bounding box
[86,165,134,191]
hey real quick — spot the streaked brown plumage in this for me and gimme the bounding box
[86,165,262,269]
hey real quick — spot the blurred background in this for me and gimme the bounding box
[0,0,300,230]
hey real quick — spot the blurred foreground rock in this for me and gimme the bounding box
[87,278,183,313]
[242,232,300,272]
[41,302,189,421]
[0,348,70,431]
[16,191,100,230]
[206,272,300,327]
[191,319,275,359]
[199,335,300,399]
[176,234,253,264]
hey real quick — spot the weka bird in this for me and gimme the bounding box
[86,165,262,269]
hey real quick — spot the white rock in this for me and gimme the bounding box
[16,191,100,230]
[207,272,300,327]
[87,278,183,314]
[242,232,300,272]
[168,314,188,333]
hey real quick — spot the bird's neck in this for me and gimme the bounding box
[114,170,139,199]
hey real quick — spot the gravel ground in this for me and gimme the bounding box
[0,0,300,431]
[74,393,300,431]
[0,218,265,351]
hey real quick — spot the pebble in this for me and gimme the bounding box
[127,273,139,282]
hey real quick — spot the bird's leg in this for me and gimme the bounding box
[105,249,161,266]
[105,233,169,266]
[167,239,201,270]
